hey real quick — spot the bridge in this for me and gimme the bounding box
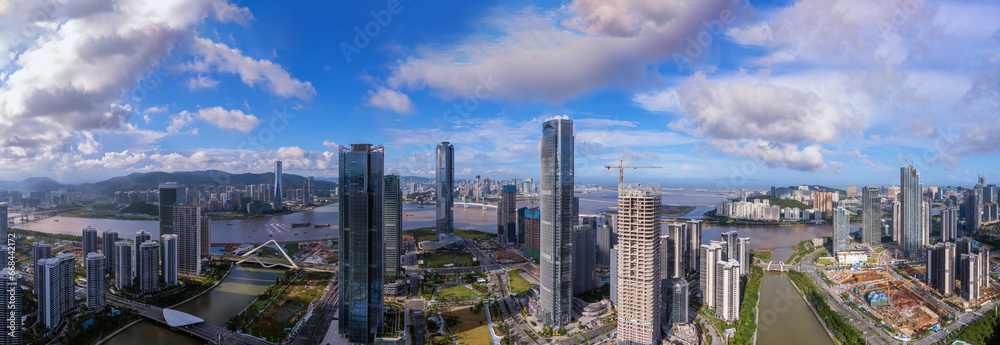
[234,239,299,269]
[454,202,496,210]
[107,295,268,345]
[764,261,793,272]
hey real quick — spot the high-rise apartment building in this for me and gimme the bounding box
[86,252,106,310]
[597,224,612,267]
[82,226,99,255]
[901,166,922,257]
[610,245,618,307]
[273,161,283,210]
[520,207,540,259]
[174,205,202,276]
[138,241,160,292]
[668,278,689,326]
[862,186,880,246]
[158,182,185,236]
[572,225,596,294]
[161,234,178,286]
[737,237,751,276]
[687,220,702,273]
[0,203,7,245]
[0,268,22,344]
[942,206,959,243]
[497,185,518,244]
[834,206,849,255]
[115,241,133,289]
[666,223,686,278]
[615,184,661,345]
[700,242,724,308]
[715,259,741,323]
[925,243,955,295]
[33,242,51,295]
[384,175,402,277]
[812,191,835,215]
[102,230,118,275]
[337,143,385,344]
[892,200,902,243]
[135,230,151,247]
[39,253,75,329]
[200,215,211,259]
[922,198,931,247]
[539,117,574,327]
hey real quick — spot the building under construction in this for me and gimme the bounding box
[828,267,951,339]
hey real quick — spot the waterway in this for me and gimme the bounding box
[102,265,286,345]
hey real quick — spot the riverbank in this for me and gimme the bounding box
[787,270,863,345]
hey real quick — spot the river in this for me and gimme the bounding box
[102,265,286,345]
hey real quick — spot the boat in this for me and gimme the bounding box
[292,222,311,228]
[53,219,59,222]
[314,224,331,228]
[226,222,234,225]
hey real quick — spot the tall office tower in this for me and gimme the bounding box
[610,245,618,307]
[892,200,902,243]
[337,143,385,344]
[901,166,922,257]
[384,175,402,277]
[33,242,51,295]
[597,225,612,267]
[572,225,596,294]
[942,206,959,242]
[174,205,202,276]
[922,198,931,247]
[687,220,702,273]
[86,252,106,310]
[39,253,74,329]
[715,259,741,322]
[273,160,284,210]
[115,241,133,289]
[304,176,315,204]
[497,185,518,244]
[0,268,21,344]
[138,241,160,292]
[667,223,686,278]
[736,237,751,276]
[200,214,211,259]
[520,207,541,259]
[615,183,661,345]
[135,230,151,247]
[82,226,99,255]
[158,182,185,236]
[435,142,455,240]
[720,231,738,261]
[959,253,981,302]
[668,278,689,326]
[925,243,955,295]
[102,230,118,275]
[539,117,574,328]
[0,202,7,244]
[833,206,850,255]
[862,186,881,246]
[161,234,178,286]
[965,188,982,231]
[700,242,724,308]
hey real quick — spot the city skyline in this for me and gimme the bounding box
[0,1,999,189]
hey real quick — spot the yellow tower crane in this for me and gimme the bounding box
[604,160,661,187]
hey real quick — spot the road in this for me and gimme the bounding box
[286,282,340,345]
[106,295,268,345]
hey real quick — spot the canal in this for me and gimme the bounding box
[102,265,286,345]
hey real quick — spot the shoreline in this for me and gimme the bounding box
[785,272,842,345]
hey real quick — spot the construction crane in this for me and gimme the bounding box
[604,160,661,186]
[902,157,917,177]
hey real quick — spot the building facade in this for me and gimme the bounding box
[700,242,724,308]
[687,220,702,273]
[138,241,160,292]
[862,186,881,246]
[833,206,849,255]
[115,241,133,289]
[39,253,75,329]
[161,234,178,286]
[82,226,99,255]
[384,174,402,277]
[715,259,741,323]
[572,225,596,294]
[102,231,118,276]
[668,278,689,326]
[520,207,541,258]
[436,142,455,239]
[273,161,283,210]
[901,167,922,257]
[0,268,21,344]
[86,252,106,310]
[158,182,185,236]
[942,206,958,243]
[539,117,575,327]
[925,243,955,295]
[497,184,518,244]
[615,184,662,345]
[174,205,202,276]
[32,242,51,295]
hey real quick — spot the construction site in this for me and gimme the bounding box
[828,268,951,339]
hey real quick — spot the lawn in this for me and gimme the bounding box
[751,249,772,262]
[404,227,497,242]
[438,285,480,301]
[441,307,492,345]
[421,251,479,268]
[507,268,535,294]
[875,247,886,253]
[226,269,334,342]
[455,229,496,239]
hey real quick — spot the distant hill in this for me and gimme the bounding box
[0,177,72,192]
[120,201,158,216]
[76,170,338,196]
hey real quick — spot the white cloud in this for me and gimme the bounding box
[184,37,316,100]
[168,107,260,133]
[322,140,340,151]
[711,140,827,171]
[187,75,220,90]
[365,87,416,114]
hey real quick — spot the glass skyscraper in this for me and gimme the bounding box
[901,166,922,257]
[539,117,574,327]
[273,161,283,210]
[833,206,849,255]
[384,174,402,277]
[158,182,185,236]
[861,185,880,246]
[435,142,454,239]
[338,143,384,345]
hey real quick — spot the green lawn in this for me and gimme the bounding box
[405,227,497,242]
[438,285,480,301]
[454,229,496,239]
[507,268,535,294]
[875,247,886,253]
[751,249,773,262]
[421,252,479,268]
[441,307,492,345]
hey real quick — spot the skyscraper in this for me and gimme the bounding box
[834,206,849,255]
[520,207,540,259]
[39,253,74,329]
[700,242,724,308]
[737,237,751,276]
[33,242,51,295]
[383,175,402,277]
[597,224,612,267]
[174,205,202,276]
[161,234,178,286]
[942,206,959,243]
[497,184,518,244]
[0,268,22,344]
[715,259,741,322]
[273,161,284,210]
[862,186,880,246]
[304,176,315,205]
[82,226,99,255]
[721,231,738,261]
[138,241,160,292]
[615,184,661,345]
[102,230,118,276]
[337,143,385,344]
[86,252,106,310]
[668,278,689,326]
[687,220,702,273]
[200,214,212,259]
[0,203,8,245]
[667,223,686,278]
[158,182,185,236]
[966,188,982,232]
[610,245,618,307]
[892,200,902,243]
[572,225,596,294]
[539,117,574,327]
[901,166,922,257]
[135,230,151,247]
[435,142,454,240]
[925,243,955,295]
[115,241,133,289]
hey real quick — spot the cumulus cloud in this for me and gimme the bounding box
[183,37,316,100]
[366,87,416,114]
[711,140,827,171]
[187,75,220,90]
[168,107,260,133]
[385,0,752,102]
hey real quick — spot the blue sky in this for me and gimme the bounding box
[1,0,999,189]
